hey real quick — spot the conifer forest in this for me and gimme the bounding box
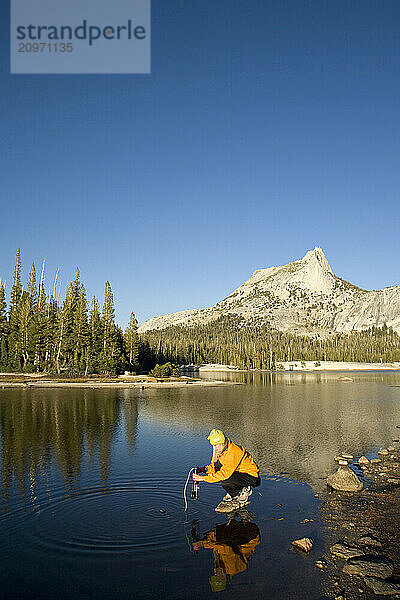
[0,250,141,375]
[142,317,400,370]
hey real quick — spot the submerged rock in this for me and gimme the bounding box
[343,556,394,578]
[327,466,363,492]
[291,537,313,553]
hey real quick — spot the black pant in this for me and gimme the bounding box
[221,472,261,498]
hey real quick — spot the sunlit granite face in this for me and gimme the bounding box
[138,247,400,336]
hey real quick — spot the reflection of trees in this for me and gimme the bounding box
[0,389,138,508]
[122,389,139,455]
[140,374,400,488]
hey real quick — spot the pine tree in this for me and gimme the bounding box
[33,270,48,371]
[88,297,103,374]
[8,249,23,369]
[100,281,119,375]
[72,286,89,374]
[18,291,34,369]
[27,263,37,305]
[0,283,8,369]
[124,312,139,372]
[10,249,22,317]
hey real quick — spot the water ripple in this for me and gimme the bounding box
[0,479,209,557]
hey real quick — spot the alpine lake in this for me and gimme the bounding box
[1,371,400,600]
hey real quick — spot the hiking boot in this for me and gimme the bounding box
[237,487,252,503]
[215,498,240,513]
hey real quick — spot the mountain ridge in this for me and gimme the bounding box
[138,248,400,336]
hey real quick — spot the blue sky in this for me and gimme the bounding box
[1,0,400,327]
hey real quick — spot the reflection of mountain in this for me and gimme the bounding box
[0,389,138,506]
[140,374,400,488]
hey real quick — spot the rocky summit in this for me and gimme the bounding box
[138,247,400,336]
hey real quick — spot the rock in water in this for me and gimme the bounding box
[358,456,370,465]
[343,556,394,578]
[330,543,365,559]
[364,577,400,595]
[326,466,363,492]
[291,537,313,553]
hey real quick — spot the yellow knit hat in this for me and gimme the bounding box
[207,429,225,445]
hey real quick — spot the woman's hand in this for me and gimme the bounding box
[193,473,205,482]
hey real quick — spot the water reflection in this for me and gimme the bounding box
[141,374,400,488]
[192,510,261,592]
[0,389,138,509]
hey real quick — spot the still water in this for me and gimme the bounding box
[1,372,400,600]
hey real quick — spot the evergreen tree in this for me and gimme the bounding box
[8,249,23,369]
[72,286,89,374]
[88,297,103,374]
[18,291,34,370]
[124,312,139,371]
[9,249,22,317]
[100,281,119,375]
[0,284,8,369]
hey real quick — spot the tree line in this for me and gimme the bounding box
[141,315,400,369]
[0,250,143,375]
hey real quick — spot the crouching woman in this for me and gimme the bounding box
[193,429,260,512]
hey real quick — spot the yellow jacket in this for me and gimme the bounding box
[203,439,259,483]
[202,530,260,576]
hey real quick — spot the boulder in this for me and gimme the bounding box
[364,577,400,595]
[343,556,394,578]
[330,543,365,559]
[378,448,389,456]
[358,536,382,549]
[327,466,363,492]
[291,537,313,553]
[358,456,370,465]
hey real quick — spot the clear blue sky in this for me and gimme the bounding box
[1,1,400,327]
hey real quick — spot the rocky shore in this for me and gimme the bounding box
[317,446,400,599]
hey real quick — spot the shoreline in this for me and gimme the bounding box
[0,378,241,389]
[183,360,400,373]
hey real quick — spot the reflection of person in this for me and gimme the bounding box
[193,429,260,512]
[192,516,261,592]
